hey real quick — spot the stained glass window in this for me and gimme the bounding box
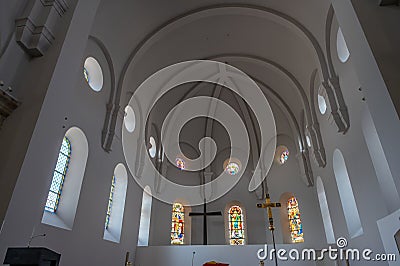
[105,175,116,229]
[83,67,89,83]
[280,150,289,164]
[45,137,71,213]
[287,196,304,243]
[229,206,245,245]
[171,203,184,245]
[176,158,185,170]
[225,162,240,176]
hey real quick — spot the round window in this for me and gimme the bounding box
[83,57,104,91]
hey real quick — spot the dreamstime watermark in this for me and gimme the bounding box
[257,237,397,262]
[122,60,277,206]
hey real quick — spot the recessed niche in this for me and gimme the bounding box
[84,57,103,92]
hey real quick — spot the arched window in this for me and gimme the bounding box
[42,127,88,230]
[137,186,152,246]
[171,203,185,245]
[316,177,335,244]
[228,206,245,245]
[45,137,71,213]
[287,196,304,243]
[333,149,363,238]
[103,163,128,243]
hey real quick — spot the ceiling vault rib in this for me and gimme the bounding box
[100,4,347,154]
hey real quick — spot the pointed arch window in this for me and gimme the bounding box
[229,206,245,245]
[287,197,304,243]
[45,137,71,213]
[171,203,184,245]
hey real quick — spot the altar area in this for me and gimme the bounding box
[135,244,339,266]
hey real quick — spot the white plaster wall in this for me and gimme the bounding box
[306,12,395,265]
[0,0,143,265]
[136,244,331,266]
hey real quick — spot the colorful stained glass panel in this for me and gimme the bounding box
[225,162,240,176]
[171,203,184,245]
[176,158,185,170]
[229,206,245,245]
[280,150,289,164]
[287,196,304,243]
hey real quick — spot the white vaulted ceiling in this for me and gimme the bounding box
[91,0,334,184]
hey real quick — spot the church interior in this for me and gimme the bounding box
[0,0,400,265]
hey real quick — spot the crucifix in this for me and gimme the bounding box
[257,193,281,266]
[189,200,222,245]
[189,172,222,245]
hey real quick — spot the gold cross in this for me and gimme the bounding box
[257,194,281,231]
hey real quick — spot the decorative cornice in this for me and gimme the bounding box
[15,0,69,57]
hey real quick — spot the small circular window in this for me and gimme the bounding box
[84,57,103,91]
[124,105,136,133]
[337,28,350,63]
[223,158,241,176]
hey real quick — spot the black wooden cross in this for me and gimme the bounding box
[189,200,222,245]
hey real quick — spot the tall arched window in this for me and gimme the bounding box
[45,137,71,213]
[333,149,363,238]
[103,163,128,243]
[137,186,152,246]
[287,196,304,243]
[316,177,335,244]
[42,127,88,230]
[171,203,184,245]
[228,206,245,245]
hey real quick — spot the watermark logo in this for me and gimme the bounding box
[122,60,276,206]
[257,237,396,262]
